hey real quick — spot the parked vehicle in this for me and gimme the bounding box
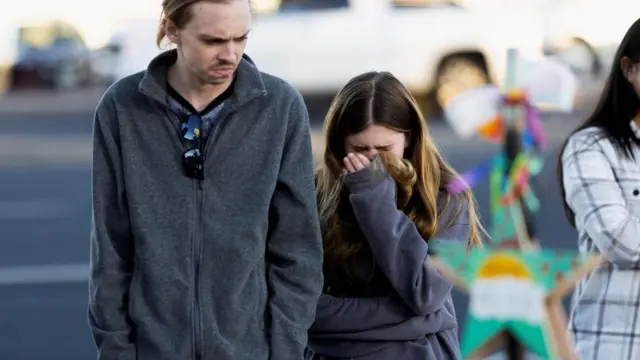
[10,20,94,90]
[103,20,160,87]
[0,20,18,94]
[464,0,640,78]
[541,0,640,77]
[245,0,544,115]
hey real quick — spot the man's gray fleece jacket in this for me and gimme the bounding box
[88,50,324,360]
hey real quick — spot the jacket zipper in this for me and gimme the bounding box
[189,95,260,360]
[193,113,205,360]
[191,107,230,360]
[193,105,225,360]
[193,178,204,360]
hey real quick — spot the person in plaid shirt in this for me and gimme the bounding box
[558,18,640,360]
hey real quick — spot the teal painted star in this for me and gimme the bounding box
[430,240,602,359]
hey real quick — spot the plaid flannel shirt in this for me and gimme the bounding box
[562,122,640,360]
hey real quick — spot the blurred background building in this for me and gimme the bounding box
[0,1,638,359]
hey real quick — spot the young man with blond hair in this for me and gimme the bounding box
[88,1,323,359]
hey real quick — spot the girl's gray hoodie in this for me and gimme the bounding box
[307,156,468,359]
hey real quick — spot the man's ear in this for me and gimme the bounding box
[164,19,181,44]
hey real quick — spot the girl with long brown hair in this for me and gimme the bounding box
[306,71,483,360]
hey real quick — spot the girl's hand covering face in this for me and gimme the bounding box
[343,153,370,174]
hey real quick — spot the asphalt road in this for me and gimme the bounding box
[0,101,586,360]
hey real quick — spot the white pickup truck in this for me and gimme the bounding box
[245,0,544,114]
[108,0,544,115]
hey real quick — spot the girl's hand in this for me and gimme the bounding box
[343,153,370,174]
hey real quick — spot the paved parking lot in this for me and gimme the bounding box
[0,87,107,115]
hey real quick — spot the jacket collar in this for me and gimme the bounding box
[138,49,267,110]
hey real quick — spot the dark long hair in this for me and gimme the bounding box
[557,17,640,228]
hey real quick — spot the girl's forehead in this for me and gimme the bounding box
[346,125,405,144]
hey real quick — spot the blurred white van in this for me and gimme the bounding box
[105,18,168,84]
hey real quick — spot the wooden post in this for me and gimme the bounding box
[504,48,519,91]
[502,48,529,360]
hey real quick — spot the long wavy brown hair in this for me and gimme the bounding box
[315,71,484,296]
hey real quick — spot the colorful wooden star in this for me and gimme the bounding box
[429,242,602,359]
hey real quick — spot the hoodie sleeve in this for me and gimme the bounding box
[311,293,413,334]
[266,89,324,360]
[88,93,137,359]
[343,156,469,316]
[308,293,458,358]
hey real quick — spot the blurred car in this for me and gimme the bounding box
[88,41,123,86]
[0,19,19,94]
[470,0,640,78]
[102,20,161,87]
[541,0,640,77]
[10,20,94,90]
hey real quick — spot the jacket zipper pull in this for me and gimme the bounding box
[198,154,204,189]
